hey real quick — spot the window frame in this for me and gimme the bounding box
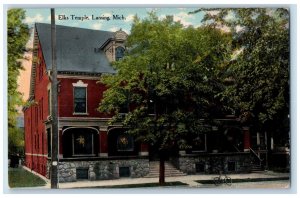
[72,80,88,115]
[115,46,125,61]
[117,134,134,152]
[47,85,51,117]
[192,134,207,153]
[72,132,95,156]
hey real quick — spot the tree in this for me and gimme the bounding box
[192,8,290,149]
[7,9,30,155]
[98,13,232,184]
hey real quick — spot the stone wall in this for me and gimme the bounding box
[46,160,51,179]
[57,158,149,182]
[175,153,252,174]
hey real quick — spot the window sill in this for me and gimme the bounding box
[73,112,89,116]
[72,154,96,157]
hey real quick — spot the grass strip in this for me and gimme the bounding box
[81,181,188,188]
[8,167,47,188]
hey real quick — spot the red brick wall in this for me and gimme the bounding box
[58,78,109,118]
[24,39,49,177]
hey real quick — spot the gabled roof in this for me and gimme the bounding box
[35,23,116,74]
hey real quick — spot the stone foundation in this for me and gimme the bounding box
[57,158,149,182]
[173,153,252,174]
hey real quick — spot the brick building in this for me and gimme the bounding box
[23,23,278,182]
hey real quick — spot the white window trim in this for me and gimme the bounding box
[73,80,88,114]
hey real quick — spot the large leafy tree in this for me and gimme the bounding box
[191,8,290,148]
[7,9,30,155]
[99,13,232,184]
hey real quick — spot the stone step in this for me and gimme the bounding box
[144,161,187,178]
[251,165,264,172]
[148,170,184,174]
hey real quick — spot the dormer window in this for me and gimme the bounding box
[115,46,125,61]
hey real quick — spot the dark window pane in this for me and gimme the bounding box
[228,161,236,172]
[193,134,206,151]
[196,163,205,173]
[117,134,134,151]
[119,167,130,177]
[74,87,86,113]
[73,132,93,155]
[115,46,125,61]
[47,128,51,157]
[76,168,89,180]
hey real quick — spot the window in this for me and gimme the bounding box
[63,128,99,158]
[119,167,130,177]
[228,161,236,172]
[42,133,44,153]
[74,87,87,113]
[34,135,37,149]
[76,168,89,180]
[39,98,43,120]
[195,163,205,173]
[192,134,207,152]
[48,89,51,116]
[37,134,39,149]
[117,134,134,151]
[115,46,125,61]
[39,63,43,80]
[47,128,51,157]
[35,106,38,125]
[72,131,95,156]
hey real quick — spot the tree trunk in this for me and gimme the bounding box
[159,154,165,185]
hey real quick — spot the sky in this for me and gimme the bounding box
[23,8,205,33]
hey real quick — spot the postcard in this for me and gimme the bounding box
[6,6,291,192]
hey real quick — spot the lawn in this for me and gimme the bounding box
[8,167,47,188]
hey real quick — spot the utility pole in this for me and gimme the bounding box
[50,8,59,189]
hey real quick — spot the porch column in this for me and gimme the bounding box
[139,143,149,156]
[99,131,108,157]
[59,128,63,159]
[257,132,260,146]
[243,127,251,152]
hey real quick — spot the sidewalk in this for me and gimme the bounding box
[57,171,290,189]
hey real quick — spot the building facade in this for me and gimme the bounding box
[23,23,285,183]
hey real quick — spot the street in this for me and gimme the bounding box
[198,180,290,189]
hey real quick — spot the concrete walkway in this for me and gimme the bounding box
[56,171,290,189]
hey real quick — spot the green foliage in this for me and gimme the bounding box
[8,127,24,155]
[7,9,30,154]
[99,13,232,150]
[196,8,289,138]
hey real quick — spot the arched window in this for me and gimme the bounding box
[117,134,134,151]
[115,46,125,61]
[62,127,99,158]
[107,128,137,156]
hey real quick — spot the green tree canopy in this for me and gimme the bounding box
[192,8,289,141]
[99,13,232,184]
[99,13,232,150]
[8,9,30,154]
